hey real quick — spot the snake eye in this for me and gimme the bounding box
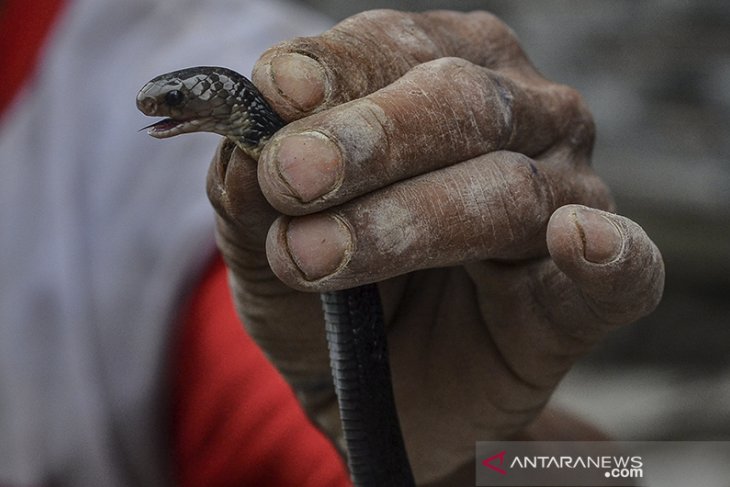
[164,89,184,107]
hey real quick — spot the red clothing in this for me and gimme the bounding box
[0,0,66,116]
[173,256,349,486]
[1,2,349,485]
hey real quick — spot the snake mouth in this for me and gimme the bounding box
[141,117,203,138]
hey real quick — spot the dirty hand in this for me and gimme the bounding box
[206,10,665,484]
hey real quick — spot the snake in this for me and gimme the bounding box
[137,66,415,487]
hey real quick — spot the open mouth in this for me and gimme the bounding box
[140,117,197,138]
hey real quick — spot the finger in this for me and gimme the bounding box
[251,10,535,120]
[206,139,315,350]
[206,138,277,249]
[468,206,664,389]
[206,140,332,389]
[258,57,593,215]
[265,151,612,292]
[545,204,665,327]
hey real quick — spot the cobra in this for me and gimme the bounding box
[137,66,415,487]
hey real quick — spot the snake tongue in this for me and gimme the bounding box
[140,118,186,137]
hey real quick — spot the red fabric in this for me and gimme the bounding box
[172,255,350,487]
[0,0,66,117]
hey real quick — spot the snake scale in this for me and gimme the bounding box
[137,66,415,487]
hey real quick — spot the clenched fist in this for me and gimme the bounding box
[206,10,664,485]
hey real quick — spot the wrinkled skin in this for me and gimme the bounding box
[206,10,665,485]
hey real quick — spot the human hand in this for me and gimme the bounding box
[206,10,664,484]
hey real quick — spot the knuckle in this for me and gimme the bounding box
[325,10,436,99]
[420,55,471,73]
[502,151,545,194]
[338,9,434,54]
[575,172,615,211]
[407,58,514,151]
[339,8,409,26]
[504,163,551,229]
[465,10,528,67]
[557,84,596,150]
[476,153,550,255]
[470,10,521,46]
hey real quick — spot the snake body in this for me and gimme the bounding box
[137,67,414,487]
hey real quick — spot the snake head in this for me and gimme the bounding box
[136,66,283,156]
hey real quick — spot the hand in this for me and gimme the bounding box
[206,10,665,484]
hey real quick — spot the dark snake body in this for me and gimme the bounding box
[137,67,415,487]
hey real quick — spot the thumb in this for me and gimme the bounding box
[207,139,332,390]
[207,139,277,248]
[546,204,665,327]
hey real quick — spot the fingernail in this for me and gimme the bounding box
[574,208,623,264]
[286,214,352,280]
[270,53,327,112]
[276,132,342,202]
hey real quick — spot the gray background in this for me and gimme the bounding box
[298,0,730,441]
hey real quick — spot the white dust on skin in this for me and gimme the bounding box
[302,46,542,283]
[325,100,385,170]
[315,98,428,279]
[316,63,510,280]
[365,196,422,259]
[371,11,443,62]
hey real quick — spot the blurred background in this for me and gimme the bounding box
[299,0,730,441]
[2,1,727,485]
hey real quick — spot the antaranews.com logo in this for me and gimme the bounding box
[476,441,730,486]
[481,448,643,483]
